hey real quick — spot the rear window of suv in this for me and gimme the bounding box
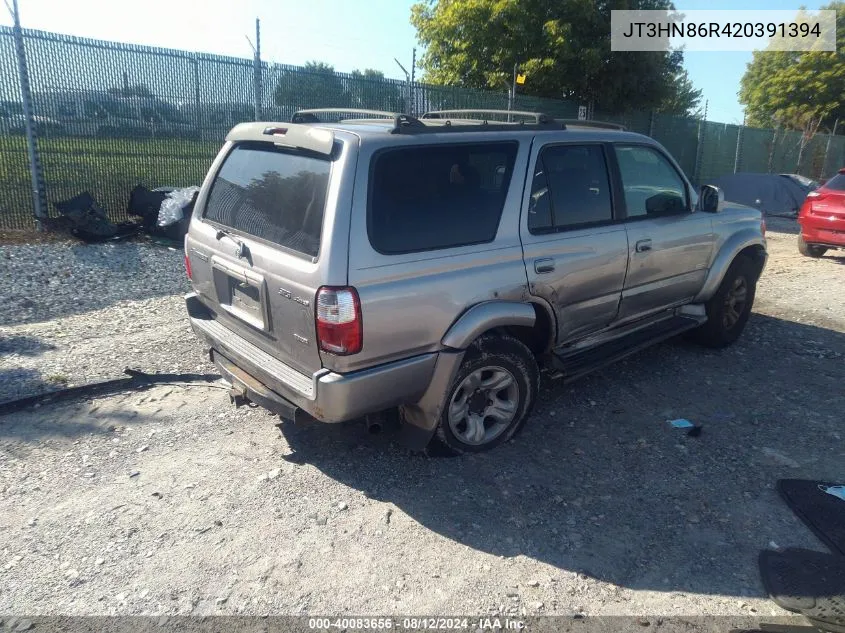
[369,142,518,254]
[203,142,331,258]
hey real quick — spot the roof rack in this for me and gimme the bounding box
[291,108,427,133]
[290,107,571,134]
[422,109,561,126]
[556,119,627,131]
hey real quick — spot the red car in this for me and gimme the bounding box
[798,168,845,257]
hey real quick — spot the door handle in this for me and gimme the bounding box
[534,258,555,274]
[635,239,653,253]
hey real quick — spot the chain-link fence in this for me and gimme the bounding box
[1,25,844,230]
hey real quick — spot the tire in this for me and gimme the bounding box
[689,256,757,348]
[432,334,539,455]
[798,234,827,258]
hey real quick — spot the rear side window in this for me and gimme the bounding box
[203,143,331,258]
[529,144,613,233]
[824,173,845,191]
[369,142,518,254]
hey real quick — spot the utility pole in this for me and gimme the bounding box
[6,0,47,230]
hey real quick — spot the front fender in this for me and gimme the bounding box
[694,229,767,303]
[441,301,536,350]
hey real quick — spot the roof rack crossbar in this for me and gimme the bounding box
[291,108,427,133]
[556,119,627,131]
[422,109,558,125]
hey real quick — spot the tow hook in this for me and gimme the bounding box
[229,382,249,408]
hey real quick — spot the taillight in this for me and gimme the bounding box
[184,253,192,280]
[315,286,362,355]
[761,218,766,237]
[807,190,828,200]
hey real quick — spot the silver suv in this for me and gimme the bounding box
[184,108,767,454]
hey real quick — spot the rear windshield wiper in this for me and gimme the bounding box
[215,228,248,258]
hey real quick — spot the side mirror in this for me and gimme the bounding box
[698,184,724,213]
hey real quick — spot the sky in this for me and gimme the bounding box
[0,0,831,124]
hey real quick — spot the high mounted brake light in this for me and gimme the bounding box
[315,287,362,355]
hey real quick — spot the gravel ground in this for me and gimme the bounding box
[0,220,843,619]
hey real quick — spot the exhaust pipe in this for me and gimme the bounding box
[367,419,383,435]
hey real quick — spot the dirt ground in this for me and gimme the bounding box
[0,217,843,620]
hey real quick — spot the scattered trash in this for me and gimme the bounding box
[157,186,199,228]
[668,419,695,429]
[54,192,139,243]
[820,485,845,503]
[52,184,198,246]
[769,540,783,551]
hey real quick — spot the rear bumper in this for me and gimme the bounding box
[185,293,437,422]
[800,216,845,248]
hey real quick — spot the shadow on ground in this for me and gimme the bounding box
[278,313,845,599]
[0,334,57,356]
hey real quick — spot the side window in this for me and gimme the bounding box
[528,144,613,233]
[615,145,688,218]
[368,142,517,254]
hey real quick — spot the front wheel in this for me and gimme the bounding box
[798,234,827,258]
[689,256,757,348]
[433,334,539,455]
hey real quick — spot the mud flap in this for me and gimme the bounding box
[397,350,465,452]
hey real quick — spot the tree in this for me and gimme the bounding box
[740,3,844,170]
[740,3,844,132]
[349,69,407,112]
[273,61,351,110]
[410,0,702,115]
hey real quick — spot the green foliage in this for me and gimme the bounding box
[410,0,701,115]
[273,63,406,113]
[274,62,351,109]
[740,2,844,133]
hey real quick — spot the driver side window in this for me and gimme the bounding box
[615,145,688,218]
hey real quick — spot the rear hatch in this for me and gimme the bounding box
[186,135,345,377]
[806,172,845,220]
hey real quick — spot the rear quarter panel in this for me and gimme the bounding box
[338,133,535,374]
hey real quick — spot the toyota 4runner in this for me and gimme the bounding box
[184,108,767,454]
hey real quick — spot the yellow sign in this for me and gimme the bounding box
[516,73,526,85]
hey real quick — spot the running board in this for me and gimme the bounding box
[550,315,705,383]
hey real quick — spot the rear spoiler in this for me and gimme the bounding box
[225,122,334,155]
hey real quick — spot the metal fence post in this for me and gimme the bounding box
[693,99,708,184]
[253,18,262,121]
[733,123,743,173]
[9,0,47,230]
[822,118,839,179]
[648,110,655,137]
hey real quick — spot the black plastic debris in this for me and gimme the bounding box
[127,185,171,231]
[53,192,139,243]
[127,184,197,242]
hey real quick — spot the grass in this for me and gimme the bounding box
[0,135,220,230]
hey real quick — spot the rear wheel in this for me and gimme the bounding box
[433,334,539,455]
[690,256,757,348]
[798,234,827,258]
